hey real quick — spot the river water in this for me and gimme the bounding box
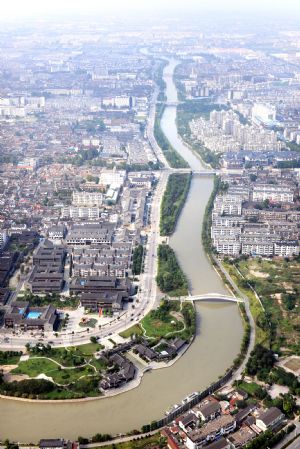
[0,59,243,443]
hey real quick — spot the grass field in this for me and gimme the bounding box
[13,358,57,377]
[119,324,143,339]
[141,312,183,338]
[141,300,185,339]
[235,258,300,353]
[12,357,96,385]
[237,381,263,397]
[71,342,103,355]
[29,343,103,368]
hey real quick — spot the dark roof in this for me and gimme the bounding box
[206,437,229,449]
[171,338,187,350]
[200,401,221,418]
[39,440,64,448]
[258,407,284,426]
[235,404,256,423]
[180,412,197,427]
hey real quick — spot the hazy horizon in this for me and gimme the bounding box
[1,0,300,21]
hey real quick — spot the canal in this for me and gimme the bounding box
[0,59,243,443]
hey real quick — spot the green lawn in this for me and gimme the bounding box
[119,324,143,339]
[29,344,102,368]
[50,365,95,385]
[237,381,262,396]
[89,358,107,371]
[12,357,97,385]
[142,313,183,338]
[141,301,184,339]
[12,358,58,377]
[73,342,102,356]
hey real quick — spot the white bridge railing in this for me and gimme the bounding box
[185,293,244,303]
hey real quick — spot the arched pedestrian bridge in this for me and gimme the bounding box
[185,293,244,303]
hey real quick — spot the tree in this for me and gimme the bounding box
[90,336,98,344]
[282,393,296,416]
[246,345,275,377]
[4,440,19,449]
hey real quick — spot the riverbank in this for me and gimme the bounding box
[0,57,244,444]
[154,103,188,169]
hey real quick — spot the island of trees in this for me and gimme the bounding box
[160,173,191,236]
[156,244,188,296]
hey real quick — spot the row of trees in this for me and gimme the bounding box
[132,245,144,275]
[154,103,189,169]
[160,173,191,236]
[181,302,196,339]
[202,176,221,253]
[0,350,22,364]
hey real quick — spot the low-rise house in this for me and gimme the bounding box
[134,343,157,362]
[100,352,136,390]
[160,428,181,449]
[40,440,65,449]
[228,426,256,448]
[235,405,256,425]
[185,415,236,449]
[39,439,74,449]
[198,401,221,422]
[178,412,198,432]
[206,438,231,449]
[256,407,284,431]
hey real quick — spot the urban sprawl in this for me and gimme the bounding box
[0,14,300,449]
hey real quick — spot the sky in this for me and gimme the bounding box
[1,0,300,20]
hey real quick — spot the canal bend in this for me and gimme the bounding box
[0,59,243,443]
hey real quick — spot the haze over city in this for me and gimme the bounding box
[0,1,299,448]
[1,0,300,19]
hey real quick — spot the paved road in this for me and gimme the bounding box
[272,421,300,449]
[146,88,170,168]
[279,435,300,449]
